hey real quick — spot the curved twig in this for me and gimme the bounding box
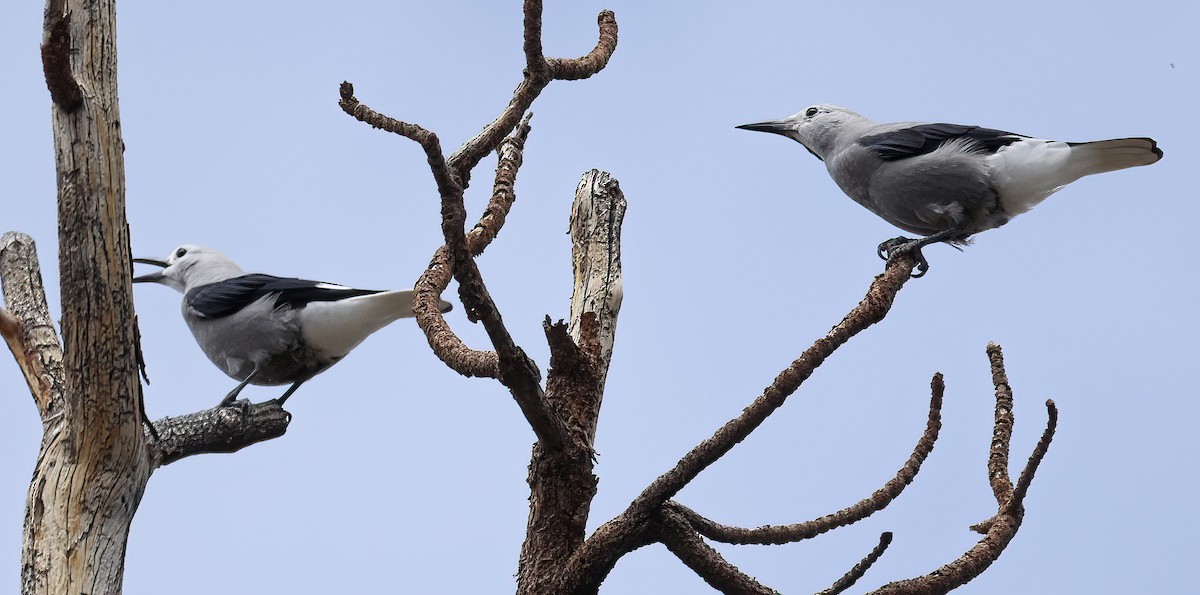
[547,10,619,81]
[818,533,894,595]
[658,508,776,595]
[447,7,617,175]
[668,373,942,544]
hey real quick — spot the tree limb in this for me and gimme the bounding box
[667,373,943,545]
[567,170,625,443]
[446,6,617,176]
[657,508,776,595]
[150,401,292,469]
[629,254,917,514]
[868,344,1057,594]
[0,233,64,418]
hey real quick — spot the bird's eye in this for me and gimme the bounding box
[805,107,820,118]
[175,248,188,258]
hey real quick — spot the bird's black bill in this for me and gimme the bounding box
[736,121,793,135]
[132,257,168,283]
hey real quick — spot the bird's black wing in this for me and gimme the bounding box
[858,123,1027,161]
[186,274,383,319]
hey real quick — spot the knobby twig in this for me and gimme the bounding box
[669,374,942,545]
[869,344,1057,594]
[818,533,894,595]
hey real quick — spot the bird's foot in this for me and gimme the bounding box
[216,395,253,416]
[876,237,931,278]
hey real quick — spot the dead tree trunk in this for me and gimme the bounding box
[0,3,292,593]
[20,0,149,591]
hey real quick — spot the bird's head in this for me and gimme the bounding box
[133,245,244,293]
[737,104,865,162]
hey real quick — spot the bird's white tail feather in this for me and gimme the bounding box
[1065,138,1161,177]
[991,137,1160,216]
[300,290,451,357]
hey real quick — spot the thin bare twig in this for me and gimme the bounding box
[985,342,1015,504]
[818,533,894,595]
[669,373,943,544]
[658,508,776,595]
[338,82,459,197]
[1008,400,1057,514]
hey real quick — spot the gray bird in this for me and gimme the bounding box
[738,104,1162,275]
[133,245,451,407]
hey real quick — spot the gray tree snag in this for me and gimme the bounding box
[0,2,291,593]
[2,1,1061,593]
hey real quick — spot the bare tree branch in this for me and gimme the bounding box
[1009,400,1056,514]
[668,373,943,545]
[338,82,460,198]
[629,255,917,515]
[547,10,619,81]
[568,171,625,406]
[868,344,1057,594]
[150,403,291,469]
[818,533,894,595]
[985,341,1015,504]
[446,7,618,176]
[658,508,776,595]
[469,113,533,256]
[0,233,64,418]
[557,254,919,593]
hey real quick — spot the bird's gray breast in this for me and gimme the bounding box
[826,140,1008,237]
[183,296,338,385]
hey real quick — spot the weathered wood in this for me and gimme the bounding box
[516,170,626,595]
[567,169,625,442]
[20,1,150,593]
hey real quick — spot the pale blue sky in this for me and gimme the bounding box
[2,1,1197,593]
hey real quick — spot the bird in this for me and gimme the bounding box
[132,245,451,407]
[738,104,1162,276]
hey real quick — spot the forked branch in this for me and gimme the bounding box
[868,344,1057,594]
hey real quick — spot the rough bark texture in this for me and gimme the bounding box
[515,173,625,595]
[18,1,152,593]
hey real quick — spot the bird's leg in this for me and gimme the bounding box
[218,367,260,408]
[876,228,964,278]
[272,378,308,406]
